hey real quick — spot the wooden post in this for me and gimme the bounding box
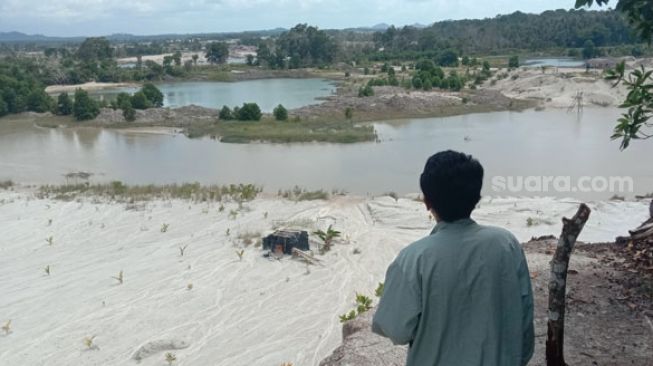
[546,203,591,366]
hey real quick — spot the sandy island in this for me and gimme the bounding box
[0,186,651,365]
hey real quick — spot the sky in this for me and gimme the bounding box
[0,0,604,37]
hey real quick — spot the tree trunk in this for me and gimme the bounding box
[545,203,591,366]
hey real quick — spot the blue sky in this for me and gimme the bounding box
[0,0,604,37]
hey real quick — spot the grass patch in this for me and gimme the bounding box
[205,118,376,144]
[278,186,330,201]
[0,180,14,189]
[37,181,262,203]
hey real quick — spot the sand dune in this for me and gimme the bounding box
[0,189,649,365]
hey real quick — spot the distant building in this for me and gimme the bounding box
[262,230,309,255]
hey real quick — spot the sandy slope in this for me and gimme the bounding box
[486,68,629,109]
[45,82,139,94]
[0,190,649,366]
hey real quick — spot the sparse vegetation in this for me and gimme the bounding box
[2,320,11,335]
[339,293,374,323]
[187,283,193,290]
[83,335,98,350]
[112,270,124,285]
[313,225,341,253]
[526,217,535,227]
[44,265,50,276]
[37,182,262,203]
[375,282,385,297]
[0,180,14,190]
[279,186,329,201]
[236,249,245,261]
[161,223,170,233]
[165,352,177,365]
[179,245,188,256]
[45,236,53,246]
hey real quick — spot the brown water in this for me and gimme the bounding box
[1,108,651,200]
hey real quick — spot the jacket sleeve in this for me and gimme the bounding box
[372,257,421,345]
[517,246,535,366]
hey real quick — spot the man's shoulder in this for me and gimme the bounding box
[474,223,520,244]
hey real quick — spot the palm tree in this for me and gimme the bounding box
[313,225,341,252]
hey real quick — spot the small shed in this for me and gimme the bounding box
[262,230,309,255]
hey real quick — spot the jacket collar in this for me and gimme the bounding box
[430,217,476,235]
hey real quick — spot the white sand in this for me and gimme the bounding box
[487,67,629,108]
[0,190,649,365]
[45,82,139,94]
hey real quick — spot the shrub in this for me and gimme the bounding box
[73,89,100,121]
[219,105,233,120]
[358,85,374,97]
[122,105,136,121]
[141,83,164,107]
[344,107,353,120]
[236,103,262,121]
[273,104,288,121]
[57,93,73,115]
[131,91,151,110]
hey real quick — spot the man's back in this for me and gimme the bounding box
[372,218,534,366]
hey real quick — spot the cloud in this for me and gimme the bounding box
[0,0,592,36]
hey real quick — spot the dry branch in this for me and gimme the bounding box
[546,203,591,366]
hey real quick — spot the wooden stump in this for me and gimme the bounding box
[545,203,591,366]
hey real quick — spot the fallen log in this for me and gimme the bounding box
[546,203,591,366]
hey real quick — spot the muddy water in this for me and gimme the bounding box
[1,108,652,200]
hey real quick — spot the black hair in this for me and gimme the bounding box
[419,150,484,222]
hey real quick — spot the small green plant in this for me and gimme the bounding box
[352,248,361,255]
[112,270,124,285]
[83,335,97,350]
[228,210,238,219]
[355,293,373,314]
[264,211,268,219]
[44,265,50,276]
[47,219,52,226]
[165,352,177,365]
[179,245,188,257]
[46,236,53,246]
[236,249,245,261]
[161,223,169,233]
[2,320,11,335]
[187,283,193,290]
[339,310,357,323]
[218,204,225,212]
[226,228,230,236]
[313,225,341,253]
[526,217,534,227]
[375,282,385,297]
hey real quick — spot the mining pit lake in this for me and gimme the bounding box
[1,107,652,200]
[91,78,336,112]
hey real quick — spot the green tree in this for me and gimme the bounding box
[508,55,520,69]
[423,78,433,91]
[0,96,7,117]
[273,104,288,121]
[77,37,113,62]
[205,42,229,64]
[582,40,597,59]
[122,105,136,121]
[219,105,234,120]
[437,49,459,67]
[57,93,73,115]
[115,92,132,110]
[26,90,52,113]
[246,54,255,66]
[141,83,164,107]
[358,85,374,97]
[131,91,151,110]
[72,89,100,121]
[192,54,199,65]
[575,0,653,148]
[172,51,182,66]
[236,103,262,121]
[412,76,423,89]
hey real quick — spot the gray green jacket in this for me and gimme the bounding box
[372,218,534,366]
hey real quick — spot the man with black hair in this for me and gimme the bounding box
[372,150,534,366]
